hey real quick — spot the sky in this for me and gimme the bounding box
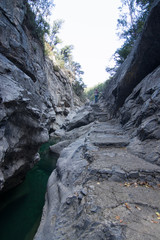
[51,0,122,88]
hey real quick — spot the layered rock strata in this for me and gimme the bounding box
[104,0,160,141]
[0,0,81,191]
[104,0,160,113]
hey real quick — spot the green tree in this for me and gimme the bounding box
[60,45,74,64]
[85,81,110,102]
[50,19,64,48]
[71,61,86,101]
[28,0,54,18]
[106,0,154,76]
[26,0,54,42]
[71,62,84,79]
[72,79,86,99]
[27,0,86,100]
[117,0,153,42]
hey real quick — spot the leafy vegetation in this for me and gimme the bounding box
[85,80,110,102]
[26,0,86,100]
[28,0,54,17]
[25,0,54,43]
[49,19,64,48]
[48,24,86,101]
[60,45,74,64]
[71,62,86,101]
[106,0,154,76]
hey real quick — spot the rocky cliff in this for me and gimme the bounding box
[103,0,160,144]
[104,0,160,120]
[34,1,160,239]
[0,0,81,192]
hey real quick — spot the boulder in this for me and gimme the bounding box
[50,140,72,155]
[66,106,94,131]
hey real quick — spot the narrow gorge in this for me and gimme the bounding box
[0,0,160,240]
[0,0,82,193]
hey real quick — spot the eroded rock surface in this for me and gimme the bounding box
[0,0,82,191]
[104,0,160,113]
[35,104,160,240]
[34,1,160,239]
[1,0,160,238]
[120,66,160,142]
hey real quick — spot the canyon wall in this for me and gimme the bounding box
[104,0,160,130]
[0,0,81,191]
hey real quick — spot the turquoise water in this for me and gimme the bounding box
[0,140,58,240]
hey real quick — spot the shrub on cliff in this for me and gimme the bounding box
[106,0,154,76]
[25,0,54,43]
[26,0,86,102]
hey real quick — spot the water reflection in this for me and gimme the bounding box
[0,140,58,240]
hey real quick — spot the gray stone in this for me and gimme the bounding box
[81,188,87,196]
[66,108,94,131]
[1,0,160,239]
[50,140,72,155]
[128,171,139,179]
[104,0,160,112]
[0,1,82,191]
[35,119,160,240]
[34,3,160,238]
[90,132,129,148]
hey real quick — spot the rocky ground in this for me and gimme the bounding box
[34,103,160,240]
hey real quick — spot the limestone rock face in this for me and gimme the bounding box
[103,0,160,140]
[104,0,160,113]
[0,53,49,191]
[116,0,160,142]
[0,0,81,191]
[120,66,160,140]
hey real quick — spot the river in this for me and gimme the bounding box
[0,140,58,240]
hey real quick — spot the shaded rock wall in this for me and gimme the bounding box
[120,66,160,140]
[0,0,81,191]
[103,0,160,140]
[104,0,160,113]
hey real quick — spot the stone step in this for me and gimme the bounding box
[90,103,103,112]
[94,112,108,122]
[91,129,125,135]
[88,147,160,182]
[89,133,129,148]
